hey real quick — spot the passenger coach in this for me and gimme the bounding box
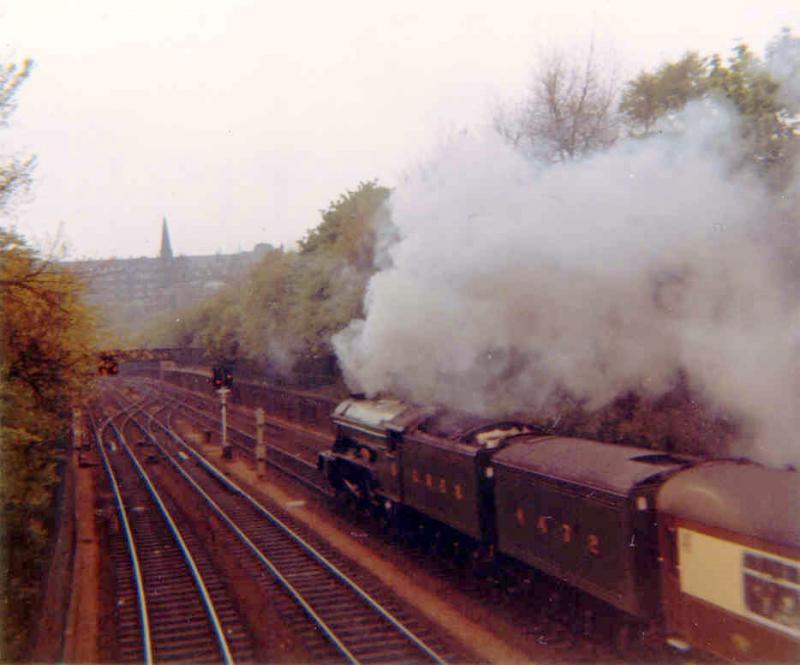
[657,462,800,661]
[491,439,692,618]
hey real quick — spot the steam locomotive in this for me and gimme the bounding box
[318,398,800,661]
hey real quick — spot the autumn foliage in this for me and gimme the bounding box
[0,56,97,660]
[0,229,97,658]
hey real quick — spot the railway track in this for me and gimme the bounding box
[119,379,693,664]
[144,382,330,493]
[101,389,461,664]
[90,402,253,664]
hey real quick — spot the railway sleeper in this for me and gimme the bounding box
[314,596,375,618]
[284,566,328,579]
[301,596,354,610]
[210,603,239,618]
[116,633,142,646]
[151,625,214,642]
[200,581,228,594]
[144,553,197,566]
[153,633,217,649]
[117,621,142,639]
[338,632,409,650]
[313,606,377,620]
[324,621,394,638]
[303,601,357,615]
[300,588,348,601]
[150,612,214,628]
[151,609,209,624]
[262,553,312,565]
[147,576,205,590]
[351,640,418,658]
[116,602,139,617]
[147,589,206,603]
[258,538,308,556]
[147,598,206,613]
[152,615,210,630]
[118,648,143,659]
[153,644,219,662]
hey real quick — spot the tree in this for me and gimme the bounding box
[144,180,392,382]
[0,58,96,660]
[707,44,789,168]
[0,59,34,210]
[298,180,390,265]
[239,248,295,364]
[241,181,391,367]
[766,27,800,109]
[620,52,709,136]
[494,43,620,162]
[1,230,97,659]
[283,181,390,358]
[619,34,800,182]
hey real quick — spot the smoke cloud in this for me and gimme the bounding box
[334,101,800,467]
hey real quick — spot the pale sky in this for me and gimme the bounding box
[2,0,798,259]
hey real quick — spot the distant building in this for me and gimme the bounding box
[64,219,273,334]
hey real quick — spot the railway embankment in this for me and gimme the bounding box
[26,459,72,662]
[30,444,101,662]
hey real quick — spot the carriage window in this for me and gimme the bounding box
[743,552,800,634]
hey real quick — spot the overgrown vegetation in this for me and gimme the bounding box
[1,231,97,658]
[142,181,390,381]
[621,33,800,183]
[0,236,96,660]
[0,63,97,660]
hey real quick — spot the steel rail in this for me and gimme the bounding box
[147,408,447,665]
[152,380,323,456]
[161,392,254,445]
[157,390,330,495]
[132,409,360,663]
[111,417,235,665]
[91,408,154,665]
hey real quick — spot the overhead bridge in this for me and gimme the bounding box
[96,347,207,375]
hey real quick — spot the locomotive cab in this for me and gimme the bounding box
[318,398,423,508]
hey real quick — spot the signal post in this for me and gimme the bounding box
[212,364,234,460]
[219,387,232,459]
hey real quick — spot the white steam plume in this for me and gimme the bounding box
[334,101,800,467]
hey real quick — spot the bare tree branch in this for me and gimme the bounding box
[495,43,620,162]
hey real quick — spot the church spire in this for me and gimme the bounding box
[160,217,173,259]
